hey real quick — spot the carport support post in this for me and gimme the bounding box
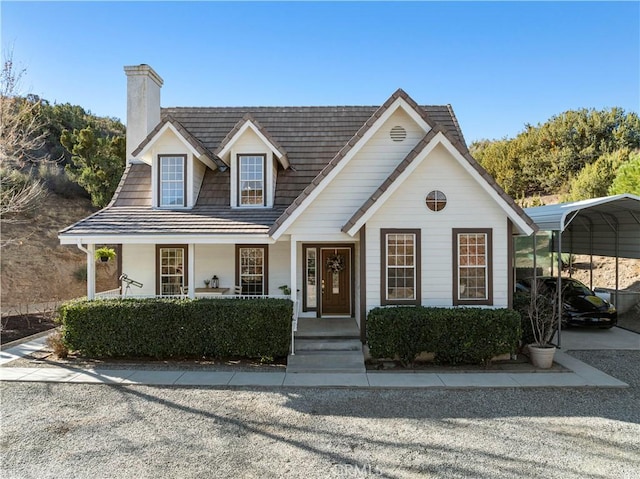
[556,231,562,348]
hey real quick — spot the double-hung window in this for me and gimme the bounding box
[159,155,186,207]
[238,155,265,206]
[381,229,421,305]
[157,245,187,296]
[236,245,268,295]
[453,229,493,305]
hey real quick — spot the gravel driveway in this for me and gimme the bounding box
[2,350,639,479]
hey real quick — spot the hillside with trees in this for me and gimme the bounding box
[470,108,640,203]
[1,54,124,309]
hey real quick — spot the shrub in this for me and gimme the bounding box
[58,297,293,359]
[46,330,69,358]
[367,306,521,365]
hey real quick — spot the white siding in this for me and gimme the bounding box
[286,109,426,236]
[194,244,236,289]
[191,159,206,206]
[365,143,510,310]
[269,239,290,296]
[194,240,290,295]
[121,244,156,296]
[140,128,211,207]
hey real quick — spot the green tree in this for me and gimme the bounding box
[566,148,631,201]
[608,151,640,196]
[473,108,640,197]
[61,127,125,207]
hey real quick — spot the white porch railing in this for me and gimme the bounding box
[93,292,292,300]
[290,291,301,356]
[95,288,121,299]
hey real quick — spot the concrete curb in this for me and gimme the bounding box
[1,327,58,350]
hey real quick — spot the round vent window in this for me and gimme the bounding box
[390,125,407,142]
[426,190,447,211]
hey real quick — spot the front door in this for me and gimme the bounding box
[321,248,351,316]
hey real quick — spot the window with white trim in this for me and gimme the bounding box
[238,155,265,206]
[381,229,421,305]
[157,246,187,296]
[159,155,186,207]
[453,229,493,305]
[236,245,268,295]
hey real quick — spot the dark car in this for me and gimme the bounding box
[516,277,617,329]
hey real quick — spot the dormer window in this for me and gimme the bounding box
[159,155,186,207]
[238,154,265,206]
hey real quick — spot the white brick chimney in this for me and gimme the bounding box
[124,64,163,162]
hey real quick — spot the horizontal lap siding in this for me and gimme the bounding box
[192,160,206,208]
[194,244,235,289]
[195,241,290,295]
[286,109,426,236]
[366,143,510,310]
[121,244,156,296]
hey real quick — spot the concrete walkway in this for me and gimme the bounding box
[0,336,628,389]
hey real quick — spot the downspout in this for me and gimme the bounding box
[77,240,96,300]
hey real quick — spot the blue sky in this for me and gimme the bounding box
[2,1,638,142]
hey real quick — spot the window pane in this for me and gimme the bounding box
[239,247,265,295]
[160,157,184,207]
[458,233,487,300]
[159,247,184,296]
[239,156,264,206]
[386,233,416,300]
[306,248,317,308]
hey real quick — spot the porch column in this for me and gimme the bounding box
[290,236,297,303]
[86,243,96,300]
[188,243,195,299]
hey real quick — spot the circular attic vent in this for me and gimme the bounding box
[390,125,407,142]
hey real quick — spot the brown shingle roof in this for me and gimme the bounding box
[112,163,152,207]
[59,205,283,236]
[61,95,469,237]
[131,115,226,169]
[213,113,289,167]
[163,100,465,209]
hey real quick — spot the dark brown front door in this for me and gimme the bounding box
[321,248,351,316]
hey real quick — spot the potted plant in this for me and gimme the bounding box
[278,285,291,295]
[95,246,116,263]
[204,279,210,288]
[526,279,560,368]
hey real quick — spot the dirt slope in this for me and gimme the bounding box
[1,194,118,309]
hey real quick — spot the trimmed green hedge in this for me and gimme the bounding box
[58,298,293,359]
[367,306,521,365]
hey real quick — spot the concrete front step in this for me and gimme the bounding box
[286,351,366,374]
[295,338,362,352]
[295,318,360,338]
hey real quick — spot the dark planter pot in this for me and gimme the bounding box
[99,257,110,263]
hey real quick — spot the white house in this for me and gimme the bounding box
[59,64,537,342]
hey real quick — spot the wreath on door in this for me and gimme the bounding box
[326,254,345,273]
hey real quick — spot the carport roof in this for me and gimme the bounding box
[524,194,640,259]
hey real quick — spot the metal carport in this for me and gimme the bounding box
[523,194,640,346]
